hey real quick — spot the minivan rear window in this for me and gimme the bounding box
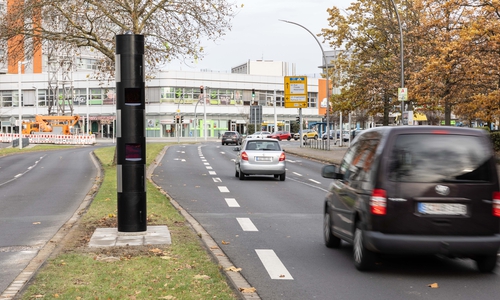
[388,134,493,183]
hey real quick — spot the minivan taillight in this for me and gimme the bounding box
[241,151,249,161]
[493,192,500,217]
[279,152,286,161]
[370,189,387,215]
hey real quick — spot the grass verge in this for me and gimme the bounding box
[20,143,238,300]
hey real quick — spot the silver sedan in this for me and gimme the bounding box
[233,138,286,181]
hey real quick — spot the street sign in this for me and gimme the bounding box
[398,88,408,101]
[284,76,308,108]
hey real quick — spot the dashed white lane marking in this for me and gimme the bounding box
[206,166,213,170]
[224,198,240,207]
[237,218,258,231]
[218,186,230,193]
[292,172,302,176]
[255,249,293,280]
[209,171,217,175]
[213,177,222,183]
[309,178,321,184]
[204,162,210,165]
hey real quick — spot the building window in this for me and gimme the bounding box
[77,58,98,70]
[37,89,48,107]
[73,88,87,106]
[1,90,13,107]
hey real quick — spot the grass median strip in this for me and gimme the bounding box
[20,143,238,299]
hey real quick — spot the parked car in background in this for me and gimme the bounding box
[246,131,271,139]
[221,131,242,145]
[233,138,286,181]
[302,129,319,140]
[321,126,500,272]
[268,131,292,141]
[322,130,337,140]
[293,129,318,140]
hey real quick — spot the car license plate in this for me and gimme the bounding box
[255,156,272,162]
[417,203,467,215]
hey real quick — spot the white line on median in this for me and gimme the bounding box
[255,249,293,280]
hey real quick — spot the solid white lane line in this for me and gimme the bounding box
[255,249,293,280]
[213,177,222,183]
[218,186,230,193]
[292,172,302,176]
[224,198,240,207]
[237,218,258,231]
[309,178,321,184]
[209,171,217,175]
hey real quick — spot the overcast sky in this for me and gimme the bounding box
[165,0,352,76]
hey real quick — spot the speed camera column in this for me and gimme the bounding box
[115,33,147,232]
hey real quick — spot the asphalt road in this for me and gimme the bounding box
[153,140,500,300]
[0,146,99,295]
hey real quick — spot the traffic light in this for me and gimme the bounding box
[180,116,184,123]
[175,115,180,124]
[200,86,204,94]
[174,115,177,123]
[296,116,300,124]
[252,89,255,98]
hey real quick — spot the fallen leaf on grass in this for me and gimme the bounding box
[428,283,439,288]
[239,287,256,293]
[225,266,242,272]
[158,296,175,299]
[149,248,163,254]
[193,274,211,280]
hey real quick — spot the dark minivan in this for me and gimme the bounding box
[321,126,500,272]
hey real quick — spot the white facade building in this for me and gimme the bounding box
[0,61,326,138]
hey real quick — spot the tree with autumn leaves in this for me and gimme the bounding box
[0,0,238,78]
[321,0,500,127]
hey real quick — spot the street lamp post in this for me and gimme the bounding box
[388,0,405,124]
[279,19,331,149]
[18,60,28,150]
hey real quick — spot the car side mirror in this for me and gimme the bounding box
[321,164,343,179]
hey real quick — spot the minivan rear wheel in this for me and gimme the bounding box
[353,221,375,271]
[475,254,498,273]
[324,209,341,248]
